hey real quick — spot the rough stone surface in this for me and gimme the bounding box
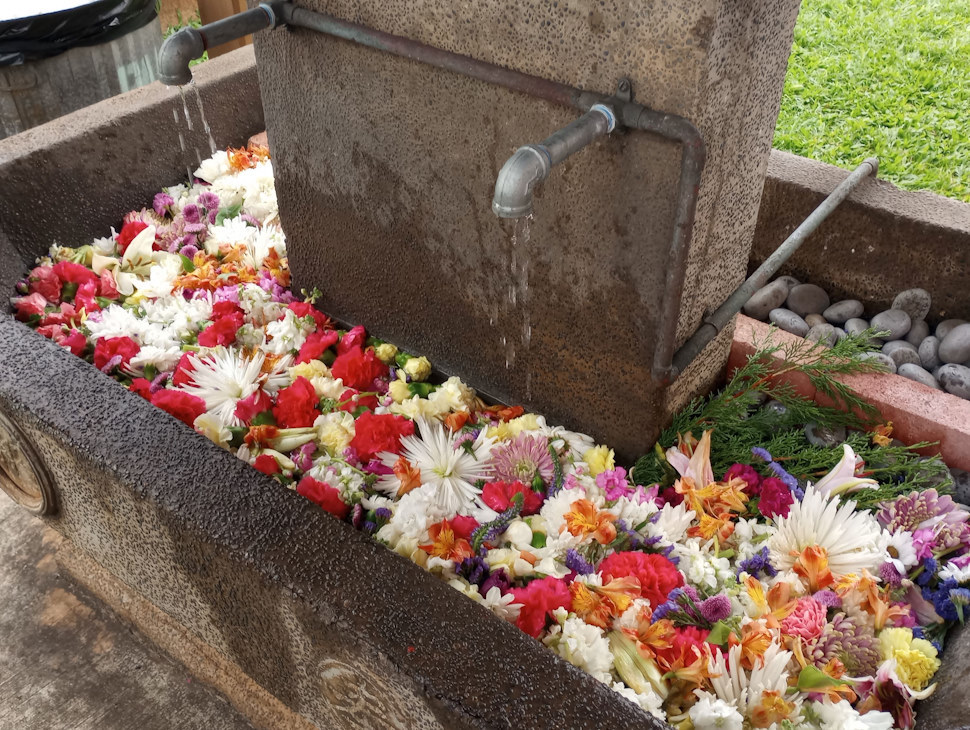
[822,299,863,324]
[892,288,932,321]
[904,319,930,346]
[751,150,970,321]
[896,363,941,390]
[768,308,809,337]
[804,313,827,328]
[920,336,942,370]
[742,280,788,320]
[254,0,802,460]
[952,468,970,506]
[786,283,830,317]
[937,319,967,341]
[805,323,836,346]
[881,340,920,368]
[938,363,970,400]
[870,309,912,340]
[0,497,254,730]
[939,323,970,364]
[858,350,897,374]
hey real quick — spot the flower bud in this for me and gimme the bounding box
[374,342,399,364]
[403,355,432,382]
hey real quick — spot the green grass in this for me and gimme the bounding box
[775,0,970,202]
[161,9,209,67]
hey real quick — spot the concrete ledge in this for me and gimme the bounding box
[752,150,970,319]
[728,314,970,473]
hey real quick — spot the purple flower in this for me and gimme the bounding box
[196,191,220,215]
[179,244,199,259]
[457,556,490,586]
[812,590,841,608]
[879,561,904,587]
[490,433,554,487]
[737,546,777,579]
[351,503,364,529]
[290,442,315,472]
[878,489,969,533]
[698,594,732,623]
[751,447,773,462]
[767,460,799,490]
[182,203,201,224]
[479,569,511,597]
[565,549,596,576]
[805,612,880,676]
[153,192,175,217]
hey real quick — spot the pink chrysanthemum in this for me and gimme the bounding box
[489,433,554,487]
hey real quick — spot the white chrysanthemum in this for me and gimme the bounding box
[539,486,596,535]
[177,348,267,426]
[611,682,665,719]
[886,530,918,573]
[262,309,313,355]
[769,487,889,578]
[706,643,797,721]
[238,283,285,325]
[671,538,733,592]
[537,419,596,462]
[125,345,183,375]
[194,150,232,184]
[138,293,213,348]
[543,609,613,684]
[205,215,258,255]
[376,419,494,513]
[376,483,450,549]
[688,696,744,730]
[91,233,116,255]
[133,254,182,299]
[85,304,153,343]
[606,494,659,528]
[809,699,894,729]
[647,502,697,545]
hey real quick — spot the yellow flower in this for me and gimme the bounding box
[289,360,330,380]
[486,413,541,441]
[878,627,940,690]
[403,355,432,382]
[374,343,398,364]
[315,411,356,456]
[388,377,411,403]
[584,445,615,477]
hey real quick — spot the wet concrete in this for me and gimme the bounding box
[0,494,254,730]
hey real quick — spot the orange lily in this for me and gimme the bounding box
[570,576,641,629]
[244,424,280,448]
[392,456,422,496]
[840,571,909,630]
[688,510,737,542]
[444,411,470,432]
[564,499,617,544]
[624,615,676,660]
[750,690,796,728]
[792,545,835,592]
[419,520,473,561]
[728,620,774,670]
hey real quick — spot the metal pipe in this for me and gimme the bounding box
[157,3,280,86]
[492,104,616,218]
[668,157,879,379]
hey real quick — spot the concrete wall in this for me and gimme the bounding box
[752,150,970,320]
[255,0,801,460]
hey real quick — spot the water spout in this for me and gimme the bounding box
[157,3,281,86]
[491,103,615,219]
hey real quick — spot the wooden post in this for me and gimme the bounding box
[197,0,252,58]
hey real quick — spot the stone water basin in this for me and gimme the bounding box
[3,45,970,730]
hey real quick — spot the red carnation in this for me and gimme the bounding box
[234,389,274,425]
[272,376,320,428]
[13,293,47,321]
[598,551,684,610]
[74,280,100,314]
[211,300,243,319]
[337,325,367,354]
[450,515,480,540]
[116,220,149,254]
[253,453,281,475]
[61,328,87,356]
[296,475,349,519]
[98,270,120,300]
[52,260,98,286]
[39,302,77,328]
[337,387,379,413]
[129,378,153,400]
[510,576,572,638]
[197,311,244,347]
[296,329,339,364]
[331,345,388,389]
[287,301,332,332]
[151,389,206,426]
[29,265,61,301]
[93,336,140,372]
[481,480,543,516]
[758,477,794,519]
[350,411,415,462]
[172,352,196,386]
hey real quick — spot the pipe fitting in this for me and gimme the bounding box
[157,28,205,86]
[492,145,551,219]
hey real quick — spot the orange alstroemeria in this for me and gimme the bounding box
[623,614,676,660]
[444,411,470,433]
[744,576,796,628]
[750,690,796,728]
[227,143,271,172]
[419,520,473,561]
[244,424,280,448]
[792,544,835,592]
[688,510,737,542]
[840,571,909,630]
[695,479,749,515]
[563,499,617,545]
[484,404,524,422]
[728,620,774,670]
[263,249,290,287]
[658,641,714,687]
[570,576,641,629]
[393,456,422,496]
[871,422,893,447]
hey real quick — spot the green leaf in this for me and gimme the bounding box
[796,665,851,691]
[531,532,547,549]
[251,411,276,426]
[706,621,733,647]
[215,203,243,225]
[179,253,196,273]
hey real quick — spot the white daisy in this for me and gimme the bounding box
[885,530,918,573]
[376,419,493,513]
[769,486,889,578]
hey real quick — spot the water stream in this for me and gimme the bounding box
[504,216,533,398]
[191,83,218,155]
[173,107,192,184]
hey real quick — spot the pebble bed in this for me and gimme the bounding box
[742,279,970,402]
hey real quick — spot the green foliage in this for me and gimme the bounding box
[162,10,209,66]
[776,0,970,202]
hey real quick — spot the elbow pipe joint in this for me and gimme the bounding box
[157,3,282,86]
[492,145,552,219]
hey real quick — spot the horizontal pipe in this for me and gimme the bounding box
[198,4,277,50]
[668,157,879,378]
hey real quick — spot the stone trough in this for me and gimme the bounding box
[2,7,970,729]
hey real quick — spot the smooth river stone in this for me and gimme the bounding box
[897,363,941,390]
[939,323,970,363]
[805,313,827,328]
[845,317,883,347]
[742,280,789,320]
[858,350,896,373]
[904,319,930,346]
[786,283,831,317]
[834,327,848,341]
[882,340,921,368]
[806,323,837,346]
[823,299,864,325]
[870,309,912,340]
[891,288,932,321]
[774,275,800,292]
[937,318,967,340]
[919,336,942,370]
[769,308,809,337]
[937,363,970,399]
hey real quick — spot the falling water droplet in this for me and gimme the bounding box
[192,83,218,155]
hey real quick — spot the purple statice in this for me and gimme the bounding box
[153,192,175,217]
[805,612,881,677]
[457,556,490,586]
[596,466,631,500]
[916,557,938,587]
[490,433,554,486]
[812,590,842,608]
[767,460,799,490]
[374,508,392,521]
[877,489,969,533]
[565,549,596,576]
[698,594,732,623]
[924,578,960,622]
[737,546,777,580]
[751,446,773,462]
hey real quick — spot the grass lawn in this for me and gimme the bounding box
[774,0,970,202]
